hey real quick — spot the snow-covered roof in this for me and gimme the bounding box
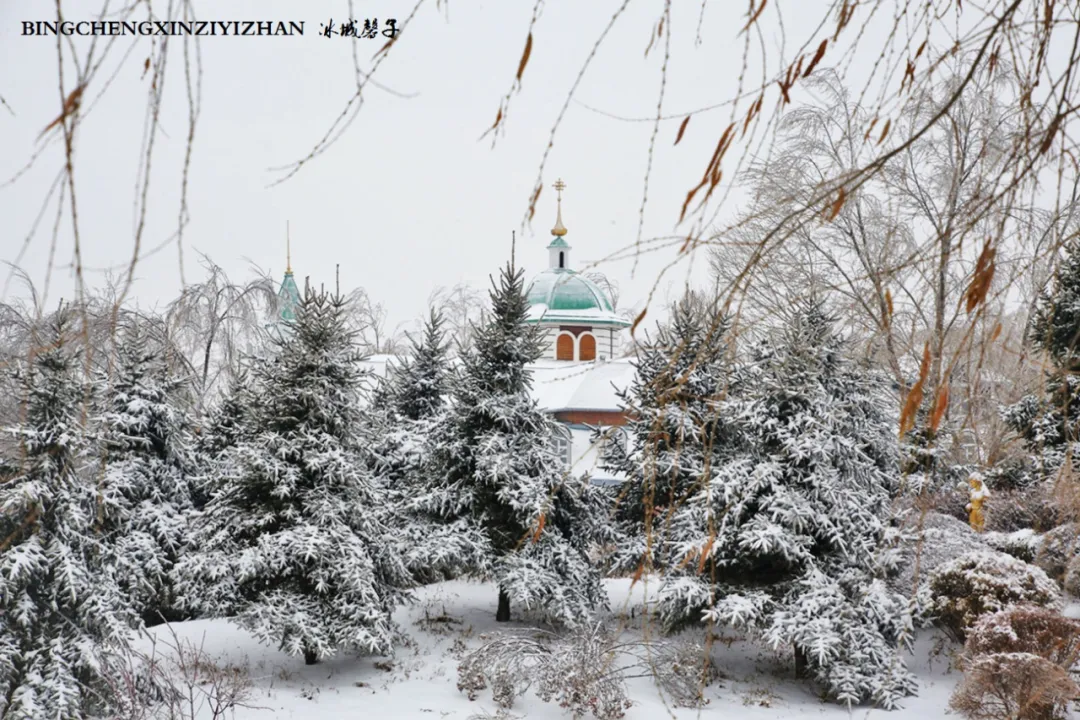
[359,355,635,414]
[357,355,631,485]
[530,358,635,413]
[526,302,631,327]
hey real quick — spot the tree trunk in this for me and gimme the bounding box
[496,588,511,622]
[794,645,808,679]
[303,646,318,665]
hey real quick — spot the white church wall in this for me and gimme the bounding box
[535,324,623,361]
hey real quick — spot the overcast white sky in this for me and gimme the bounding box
[0,2,922,332]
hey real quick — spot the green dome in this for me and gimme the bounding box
[526,269,614,313]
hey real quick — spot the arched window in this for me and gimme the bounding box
[559,251,565,268]
[579,333,596,361]
[556,332,575,360]
[551,424,573,468]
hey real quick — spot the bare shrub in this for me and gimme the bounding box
[949,653,1077,720]
[534,626,634,720]
[965,605,1080,666]
[457,623,714,719]
[457,633,550,709]
[1032,524,1080,585]
[1064,556,1080,596]
[890,511,986,595]
[984,488,1066,534]
[927,551,1061,642]
[951,606,1080,720]
[106,626,259,720]
[983,530,1040,563]
[984,524,1080,590]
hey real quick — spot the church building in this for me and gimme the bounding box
[521,179,633,484]
[278,179,633,485]
[524,179,630,363]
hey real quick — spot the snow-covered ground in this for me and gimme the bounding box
[140,579,962,719]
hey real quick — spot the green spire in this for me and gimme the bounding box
[277,223,300,325]
[278,271,300,324]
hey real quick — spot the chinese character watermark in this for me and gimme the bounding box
[319,18,398,39]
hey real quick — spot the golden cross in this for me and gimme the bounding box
[553,178,566,202]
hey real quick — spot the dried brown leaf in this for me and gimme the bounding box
[39,85,84,139]
[901,60,916,92]
[531,513,546,543]
[929,384,949,434]
[680,122,735,222]
[516,33,533,83]
[877,118,891,145]
[631,308,648,338]
[742,0,767,33]
[827,186,846,221]
[964,240,996,314]
[777,78,792,105]
[679,187,700,224]
[373,36,396,61]
[864,117,879,142]
[645,21,658,57]
[707,122,736,176]
[1041,113,1063,155]
[742,97,758,137]
[677,547,698,571]
[899,343,931,438]
[803,39,828,77]
[675,115,690,145]
[479,105,504,143]
[527,183,542,222]
[834,0,855,41]
[697,531,716,573]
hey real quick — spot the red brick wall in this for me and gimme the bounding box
[559,325,592,336]
[554,410,628,426]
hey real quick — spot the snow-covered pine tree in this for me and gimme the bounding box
[898,405,971,496]
[363,307,485,585]
[1004,241,1080,482]
[190,369,255,509]
[367,308,451,488]
[599,295,733,577]
[0,312,137,718]
[411,263,607,626]
[175,287,412,665]
[94,318,194,626]
[659,299,916,708]
[388,307,451,423]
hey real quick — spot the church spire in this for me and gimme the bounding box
[277,222,300,326]
[286,220,293,275]
[548,178,571,270]
[551,178,568,237]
